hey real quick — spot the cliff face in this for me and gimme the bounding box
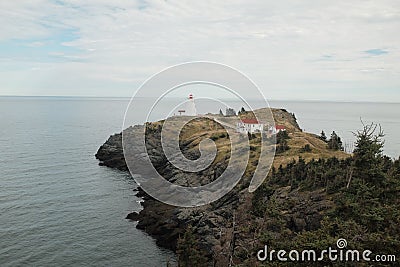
[95,133,126,171]
[95,109,349,266]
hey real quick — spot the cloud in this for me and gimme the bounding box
[364,49,389,56]
[0,0,399,101]
[26,41,46,47]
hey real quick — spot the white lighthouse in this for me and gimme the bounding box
[186,93,197,116]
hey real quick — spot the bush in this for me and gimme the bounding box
[210,135,219,141]
[301,144,312,153]
[276,131,290,153]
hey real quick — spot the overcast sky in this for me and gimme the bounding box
[0,0,399,101]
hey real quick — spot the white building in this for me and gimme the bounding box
[236,119,264,134]
[185,93,197,116]
[268,125,286,134]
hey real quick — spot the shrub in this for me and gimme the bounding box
[301,144,312,153]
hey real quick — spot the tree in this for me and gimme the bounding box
[219,109,224,116]
[225,108,236,116]
[353,122,385,184]
[327,131,343,150]
[177,226,208,266]
[320,130,327,142]
[276,130,290,153]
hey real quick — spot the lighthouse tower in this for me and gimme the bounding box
[186,93,197,116]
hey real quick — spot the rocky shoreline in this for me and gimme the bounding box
[95,129,239,256]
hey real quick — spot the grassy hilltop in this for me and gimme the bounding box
[153,107,349,174]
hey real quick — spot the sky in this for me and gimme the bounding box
[0,0,399,102]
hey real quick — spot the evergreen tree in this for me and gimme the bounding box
[276,130,290,153]
[353,122,385,185]
[177,226,208,266]
[320,130,327,142]
[219,109,223,116]
[327,131,343,150]
[225,108,236,116]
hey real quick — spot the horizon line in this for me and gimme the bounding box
[0,94,399,104]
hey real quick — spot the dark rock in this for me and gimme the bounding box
[126,211,140,221]
[95,133,128,171]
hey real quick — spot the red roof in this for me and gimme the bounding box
[275,125,286,130]
[241,119,260,124]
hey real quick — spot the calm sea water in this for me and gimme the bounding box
[0,97,176,267]
[269,100,400,159]
[0,97,399,267]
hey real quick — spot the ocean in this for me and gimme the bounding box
[0,96,399,266]
[270,100,400,158]
[0,97,175,267]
